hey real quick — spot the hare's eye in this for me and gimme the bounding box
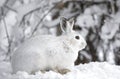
[75,36,80,40]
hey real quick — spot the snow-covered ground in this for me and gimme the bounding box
[0,61,120,79]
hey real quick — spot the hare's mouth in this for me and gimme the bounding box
[79,42,87,50]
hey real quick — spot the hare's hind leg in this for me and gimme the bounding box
[58,68,71,74]
[54,67,71,74]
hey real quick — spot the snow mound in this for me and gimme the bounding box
[0,62,120,79]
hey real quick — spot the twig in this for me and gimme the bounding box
[1,7,11,59]
[19,7,42,27]
[4,5,17,12]
[67,0,110,4]
[31,1,63,36]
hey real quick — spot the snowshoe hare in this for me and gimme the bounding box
[11,17,87,74]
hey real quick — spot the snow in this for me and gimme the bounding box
[84,5,107,15]
[100,21,119,40]
[76,14,98,27]
[0,61,120,79]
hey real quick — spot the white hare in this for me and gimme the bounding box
[11,17,87,74]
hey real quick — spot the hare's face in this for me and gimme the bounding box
[69,32,87,51]
[60,17,87,51]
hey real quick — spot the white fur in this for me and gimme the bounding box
[11,18,87,74]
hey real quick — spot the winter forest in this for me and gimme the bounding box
[0,0,120,79]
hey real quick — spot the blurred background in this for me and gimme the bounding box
[0,0,120,65]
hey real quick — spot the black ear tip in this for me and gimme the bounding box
[69,17,74,21]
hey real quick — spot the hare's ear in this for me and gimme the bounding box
[68,17,74,27]
[66,17,74,33]
[60,17,67,33]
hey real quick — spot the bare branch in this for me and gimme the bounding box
[31,1,63,36]
[1,7,11,59]
[4,5,17,12]
[19,6,42,27]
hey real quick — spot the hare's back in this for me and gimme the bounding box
[13,35,60,56]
